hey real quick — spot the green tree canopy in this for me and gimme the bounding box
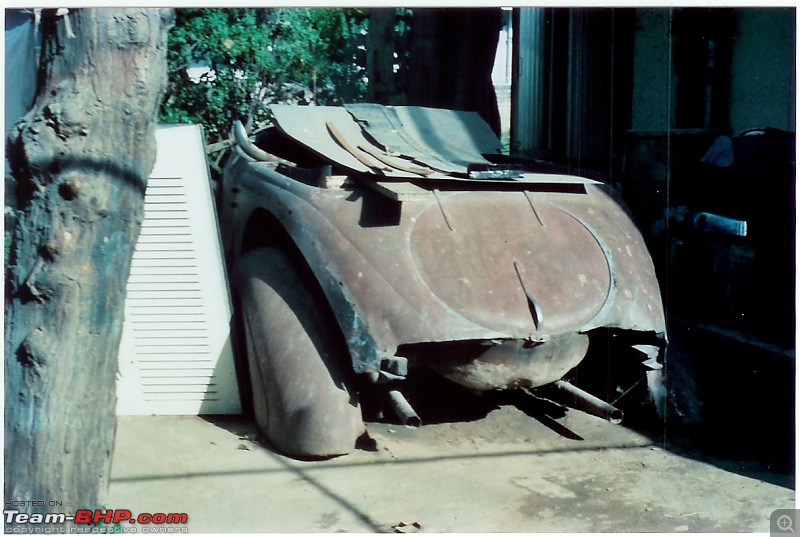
[160,8,503,148]
[160,8,369,143]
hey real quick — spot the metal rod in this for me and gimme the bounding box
[552,380,624,424]
[523,191,545,227]
[432,189,454,232]
[513,260,543,330]
[388,390,421,428]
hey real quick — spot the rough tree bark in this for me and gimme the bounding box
[5,8,173,516]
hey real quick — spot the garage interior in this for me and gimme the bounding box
[507,6,795,473]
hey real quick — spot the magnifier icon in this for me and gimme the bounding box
[777,514,795,532]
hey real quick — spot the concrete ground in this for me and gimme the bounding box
[108,397,794,533]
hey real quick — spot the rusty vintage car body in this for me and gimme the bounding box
[219,104,666,457]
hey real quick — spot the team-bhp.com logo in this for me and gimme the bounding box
[4,508,189,533]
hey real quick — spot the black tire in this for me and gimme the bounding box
[233,248,364,457]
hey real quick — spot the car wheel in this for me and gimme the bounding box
[233,248,364,458]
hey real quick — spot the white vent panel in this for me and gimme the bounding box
[116,124,241,415]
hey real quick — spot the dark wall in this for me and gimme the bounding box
[403,8,503,136]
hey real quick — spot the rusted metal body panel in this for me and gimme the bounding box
[221,105,665,395]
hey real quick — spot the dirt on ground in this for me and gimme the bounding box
[108,376,794,534]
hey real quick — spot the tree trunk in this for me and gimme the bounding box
[5,7,173,520]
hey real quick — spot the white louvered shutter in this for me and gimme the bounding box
[116,124,241,415]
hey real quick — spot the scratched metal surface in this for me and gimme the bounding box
[223,104,666,391]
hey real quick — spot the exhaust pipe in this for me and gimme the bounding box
[232,120,294,165]
[388,390,422,428]
[552,380,624,424]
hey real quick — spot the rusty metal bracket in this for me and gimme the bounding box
[524,191,545,227]
[357,144,434,176]
[513,260,543,330]
[432,189,455,231]
[326,121,388,172]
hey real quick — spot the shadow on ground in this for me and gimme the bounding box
[204,318,795,491]
[636,320,795,490]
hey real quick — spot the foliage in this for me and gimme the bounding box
[160,8,369,143]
